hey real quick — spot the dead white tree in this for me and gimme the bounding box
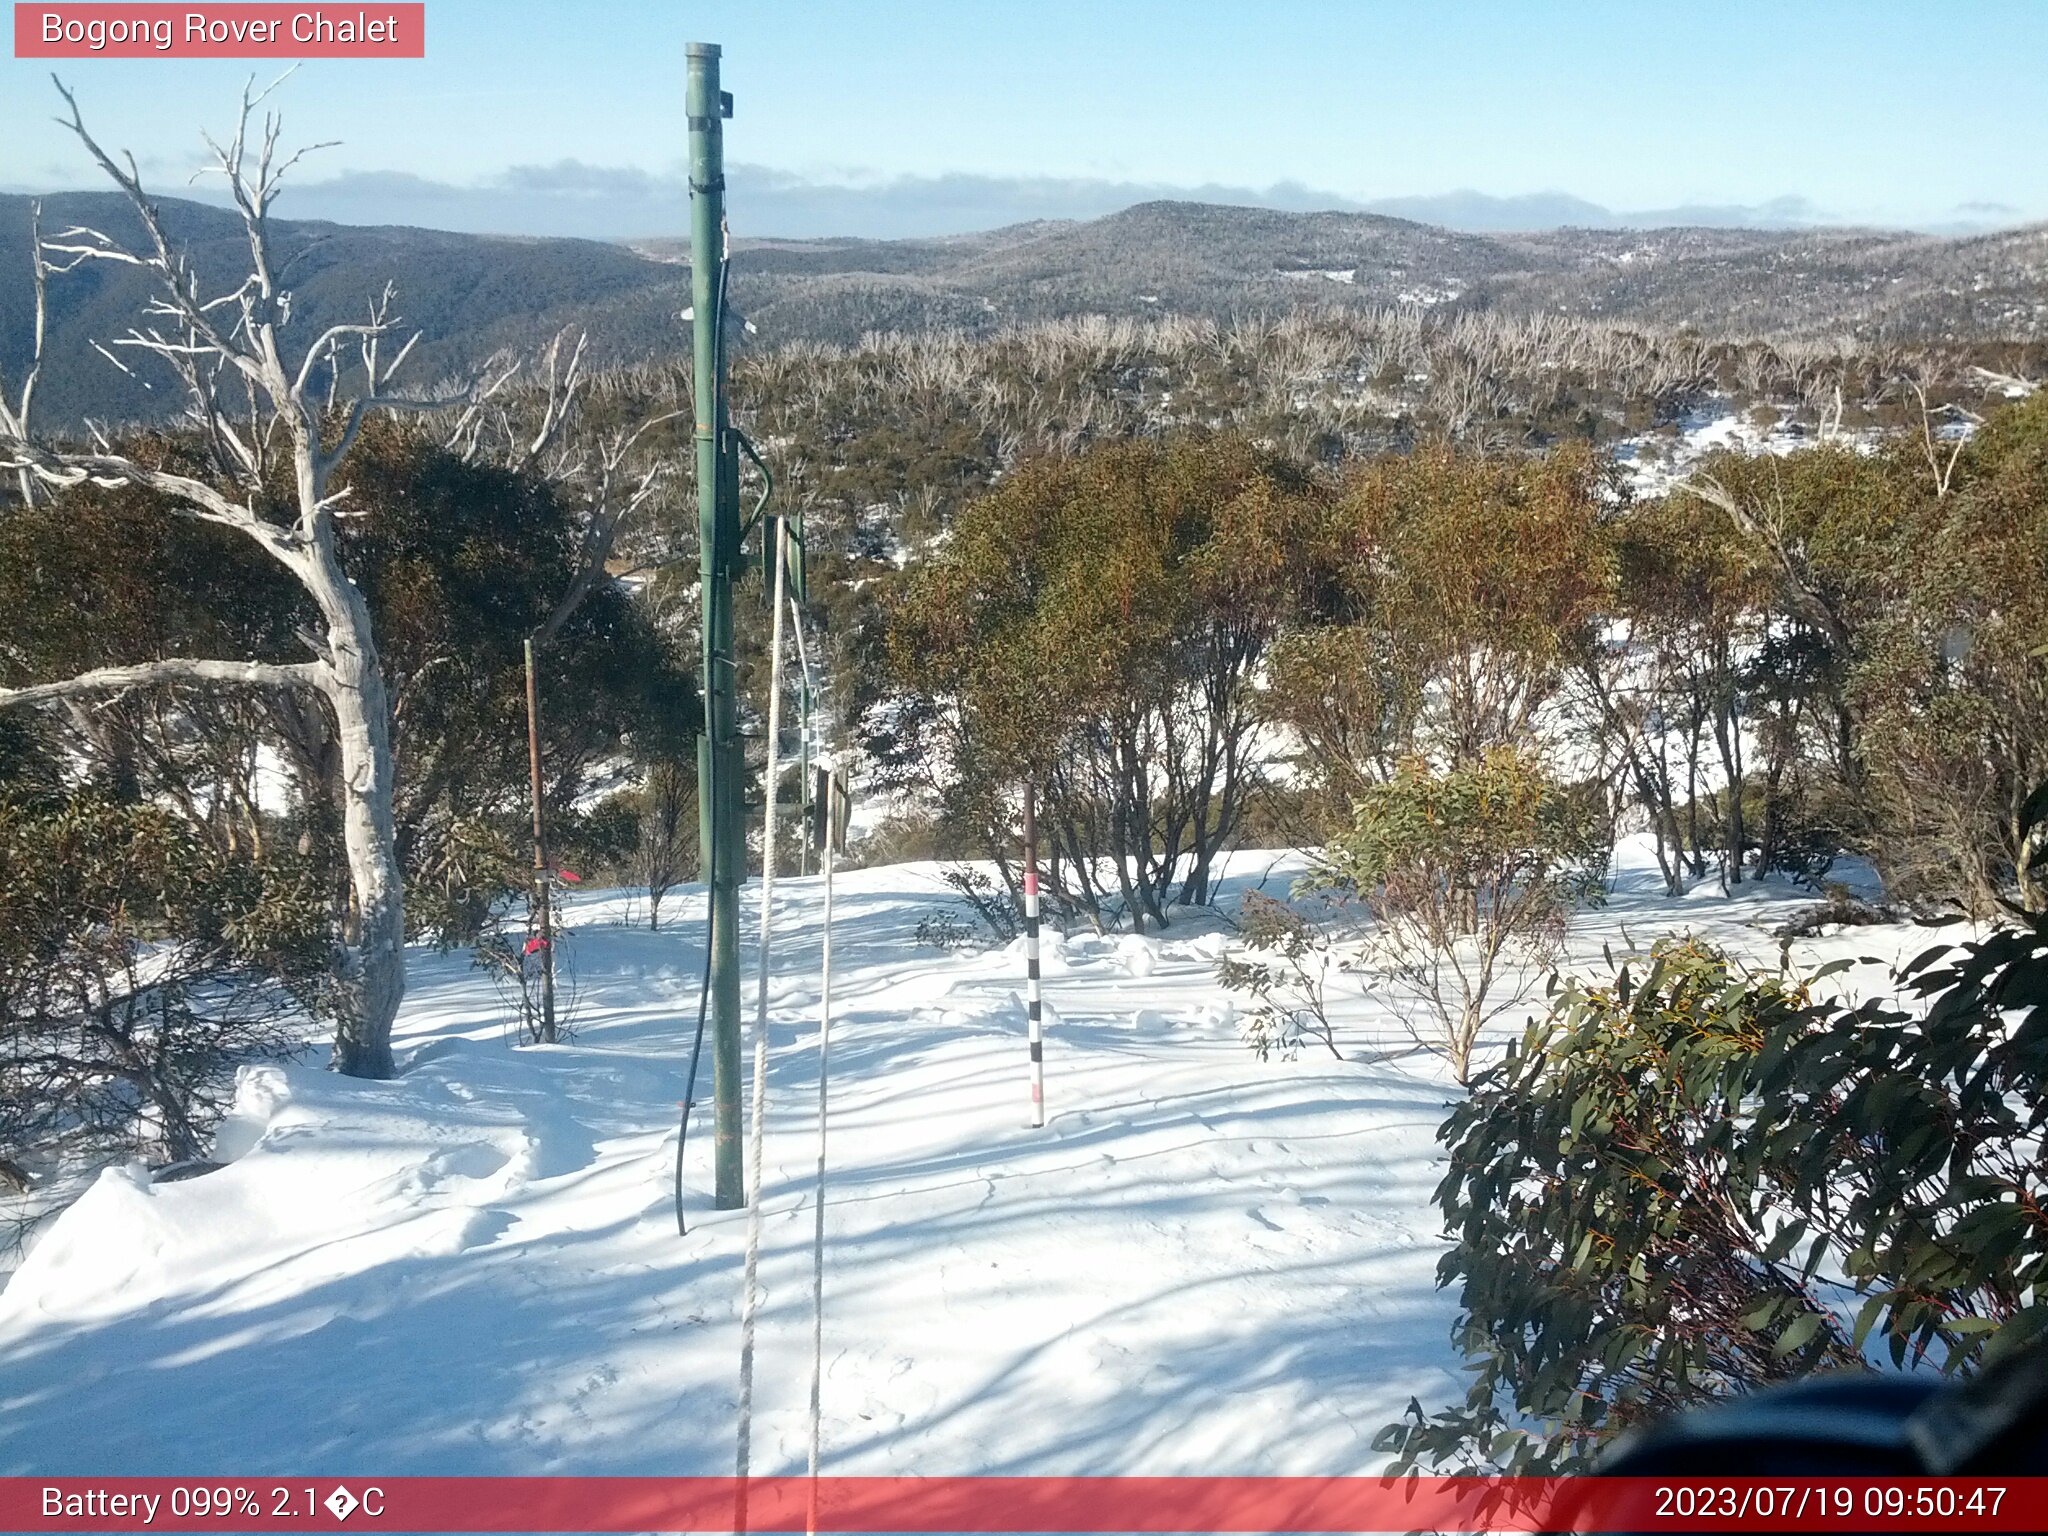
[1967,365,2039,399]
[448,327,684,637]
[0,77,470,1079]
[1917,387,1976,498]
[0,201,50,506]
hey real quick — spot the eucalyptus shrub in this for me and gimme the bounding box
[1315,748,1605,1084]
[1217,891,1345,1062]
[1790,916,2048,1369]
[0,791,328,1169]
[1378,940,1856,1472]
[1380,913,2048,1473]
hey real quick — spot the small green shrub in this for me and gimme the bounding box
[1218,891,1344,1062]
[939,864,1021,944]
[913,909,975,952]
[1315,749,1606,1084]
[1379,940,1854,1472]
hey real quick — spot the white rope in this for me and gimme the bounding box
[789,584,832,1534]
[734,515,789,1525]
[806,811,833,1531]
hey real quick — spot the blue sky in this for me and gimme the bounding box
[2,0,2042,237]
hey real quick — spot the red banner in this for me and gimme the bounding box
[13,4,425,58]
[4,1477,2045,1532]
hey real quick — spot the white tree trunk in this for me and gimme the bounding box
[303,538,405,1079]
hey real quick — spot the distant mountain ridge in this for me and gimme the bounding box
[1356,190,1834,232]
[16,165,2012,241]
[4,192,2044,428]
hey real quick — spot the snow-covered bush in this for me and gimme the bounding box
[0,791,326,1173]
[1384,909,2048,1473]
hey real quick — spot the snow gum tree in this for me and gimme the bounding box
[1681,396,2048,916]
[1590,494,1776,895]
[0,81,475,1078]
[885,434,1321,929]
[1847,396,2048,916]
[1261,440,1614,825]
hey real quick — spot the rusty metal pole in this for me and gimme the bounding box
[524,634,558,1044]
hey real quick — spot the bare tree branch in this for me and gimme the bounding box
[511,329,588,472]
[0,441,304,561]
[0,658,322,709]
[0,201,51,503]
[1676,471,1850,655]
[1968,365,2038,398]
[533,407,685,643]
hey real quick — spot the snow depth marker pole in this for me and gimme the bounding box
[522,634,558,1044]
[1023,781,1046,1128]
[687,41,745,1212]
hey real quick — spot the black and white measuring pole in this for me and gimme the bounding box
[1022,782,1046,1128]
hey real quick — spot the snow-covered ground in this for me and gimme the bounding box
[1614,399,1873,498]
[0,838,1933,1478]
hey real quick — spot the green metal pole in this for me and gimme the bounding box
[688,41,744,1211]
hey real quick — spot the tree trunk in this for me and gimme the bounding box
[1449,1003,1478,1087]
[306,544,406,1080]
[1757,758,1785,879]
[1711,650,1746,886]
[2014,807,2048,915]
[1684,724,1703,875]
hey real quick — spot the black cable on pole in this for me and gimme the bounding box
[675,822,715,1237]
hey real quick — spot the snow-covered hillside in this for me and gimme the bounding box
[0,841,1933,1478]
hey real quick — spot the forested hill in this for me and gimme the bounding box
[0,192,681,427]
[5,191,2046,427]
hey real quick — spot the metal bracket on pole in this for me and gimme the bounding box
[810,767,852,857]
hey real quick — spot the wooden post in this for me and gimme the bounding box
[1022,781,1045,1127]
[524,634,558,1045]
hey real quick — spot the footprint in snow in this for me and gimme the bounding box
[425,1143,514,1183]
[454,1208,518,1251]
